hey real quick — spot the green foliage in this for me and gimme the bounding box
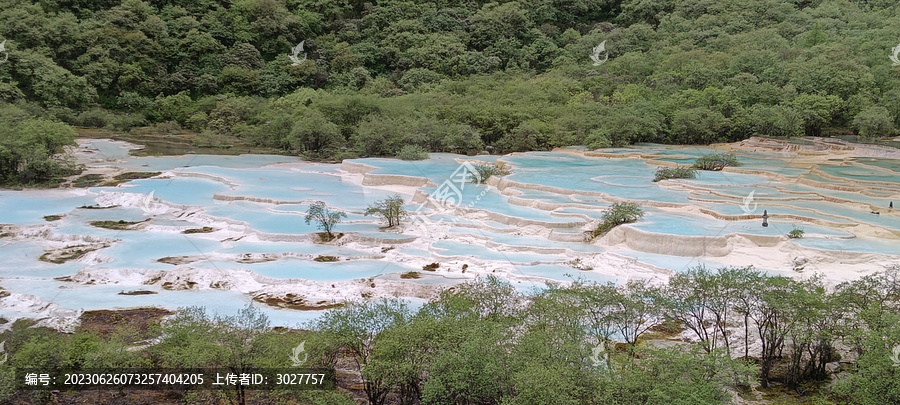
[395,144,429,161]
[0,108,79,186]
[13,264,900,403]
[313,299,413,405]
[653,166,698,182]
[788,227,805,239]
[305,201,346,240]
[365,194,408,228]
[470,162,510,184]
[854,106,896,139]
[1,0,895,162]
[693,153,742,171]
[595,346,754,405]
[592,202,645,237]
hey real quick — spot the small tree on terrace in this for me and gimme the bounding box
[365,194,408,227]
[305,201,346,240]
[591,202,645,237]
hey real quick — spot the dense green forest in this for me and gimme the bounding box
[3,267,900,404]
[2,0,900,185]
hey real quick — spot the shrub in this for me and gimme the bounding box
[305,201,346,240]
[653,166,698,182]
[365,195,408,227]
[693,153,741,171]
[314,255,339,262]
[787,227,805,239]
[423,263,440,271]
[396,145,429,161]
[470,162,510,184]
[591,202,644,237]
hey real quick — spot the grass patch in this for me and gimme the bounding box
[313,255,339,262]
[182,227,216,234]
[787,227,805,239]
[113,171,162,181]
[693,153,741,171]
[653,166,698,182]
[400,271,421,279]
[43,215,64,222]
[72,173,105,187]
[89,219,149,230]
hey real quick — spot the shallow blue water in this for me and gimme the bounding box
[3,139,900,326]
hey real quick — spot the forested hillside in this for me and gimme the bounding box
[1,0,899,178]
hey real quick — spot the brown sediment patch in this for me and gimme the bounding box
[89,218,150,230]
[39,243,110,264]
[78,204,120,209]
[118,290,158,295]
[236,253,280,263]
[182,226,216,234]
[78,307,174,338]
[160,279,197,290]
[252,292,344,310]
[157,256,195,265]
